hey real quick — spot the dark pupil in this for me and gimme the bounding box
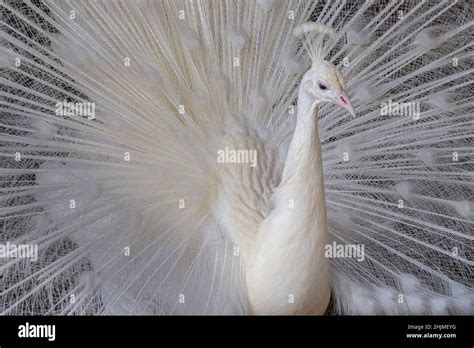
[318,82,327,90]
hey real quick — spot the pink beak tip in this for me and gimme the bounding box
[339,90,357,118]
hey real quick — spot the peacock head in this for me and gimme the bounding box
[302,60,356,118]
[294,22,356,118]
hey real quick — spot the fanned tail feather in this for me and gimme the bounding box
[0,0,472,314]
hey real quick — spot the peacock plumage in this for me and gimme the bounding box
[0,0,472,315]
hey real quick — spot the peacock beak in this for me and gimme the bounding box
[336,90,356,118]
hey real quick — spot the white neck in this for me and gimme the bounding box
[246,85,331,314]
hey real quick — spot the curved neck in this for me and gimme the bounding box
[246,85,331,315]
[282,87,322,181]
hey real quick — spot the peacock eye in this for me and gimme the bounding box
[318,82,328,90]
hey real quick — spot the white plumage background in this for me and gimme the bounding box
[0,0,472,315]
